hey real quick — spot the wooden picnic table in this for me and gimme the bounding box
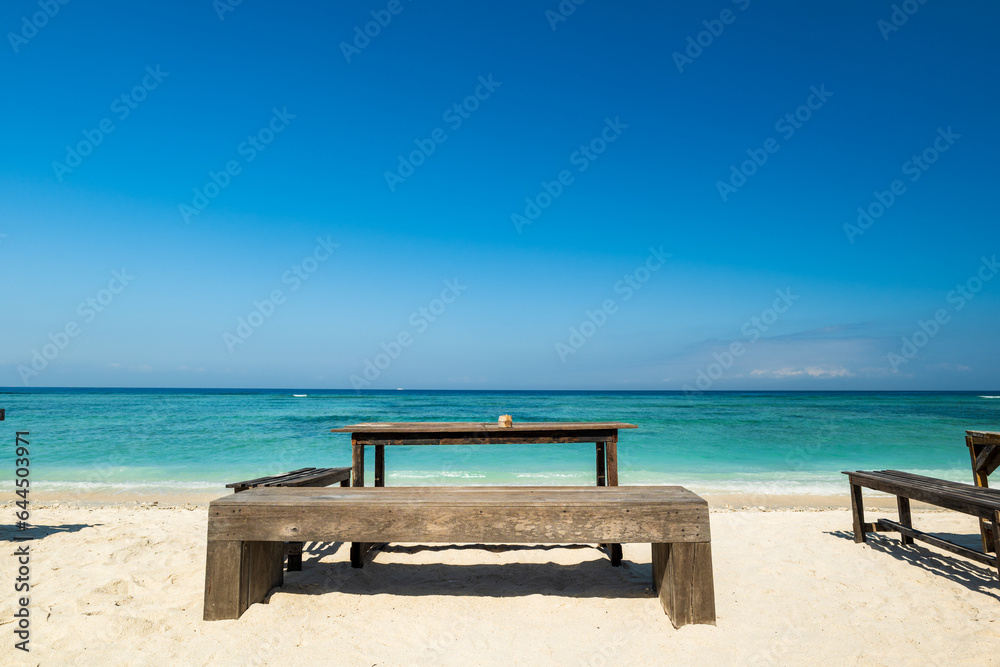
[966,430,1000,551]
[330,421,638,566]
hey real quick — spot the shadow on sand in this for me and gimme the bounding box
[0,523,96,540]
[286,542,655,600]
[828,529,1000,601]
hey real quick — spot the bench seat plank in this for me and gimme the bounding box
[207,486,710,544]
[204,486,715,626]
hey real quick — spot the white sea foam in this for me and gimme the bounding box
[979,396,1000,399]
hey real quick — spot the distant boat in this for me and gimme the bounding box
[397,388,404,390]
[293,394,307,397]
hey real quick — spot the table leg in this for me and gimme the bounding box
[350,438,372,568]
[596,442,606,487]
[595,441,622,566]
[605,438,622,565]
[352,439,365,487]
[375,444,385,487]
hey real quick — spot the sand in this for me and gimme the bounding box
[2,499,998,665]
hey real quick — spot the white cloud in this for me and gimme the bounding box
[750,366,854,379]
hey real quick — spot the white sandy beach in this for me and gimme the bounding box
[2,499,998,666]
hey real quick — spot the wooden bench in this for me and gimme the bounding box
[202,485,717,628]
[843,470,1000,579]
[226,467,352,571]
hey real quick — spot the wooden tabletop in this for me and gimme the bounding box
[967,431,1000,442]
[331,421,637,433]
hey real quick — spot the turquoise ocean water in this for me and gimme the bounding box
[1,389,998,497]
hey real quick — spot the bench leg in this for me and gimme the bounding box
[651,542,716,627]
[204,539,284,621]
[896,496,914,546]
[993,511,1000,581]
[850,483,866,544]
[286,542,303,571]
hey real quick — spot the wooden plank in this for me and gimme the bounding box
[596,442,606,487]
[227,467,315,490]
[605,438,619,487]
[203,540,243,621]
[876,519,998,568]
[967,435,997,553]
[850,483,866,543]
[992,511,1000,579]
[882,470,1000,498]
[332,422,637,433]
[202,539,284,621]
[844,472,1000,519]
[210,503,710,544]
[207,488,711,544]
[653,542,717,628]
[975,445,1000,478]
[351,439,364,487]
[896,496,914,546]
[375,445,385,487]
[245,541,284,611]
[967,430,1000,444]
[871,472,1000,510]
[350,436,369,568]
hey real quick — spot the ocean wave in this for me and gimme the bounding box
[980,396,1000,399]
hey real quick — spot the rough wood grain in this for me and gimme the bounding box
[652,542,717,628]
[205,485,714,623]
[967,434,997,552]
[896,496,914,546]
[203,540,283,621]
[844,471,1000,519]
[226,467,352,492]
[208,487,710,544]
[850,483,866,544]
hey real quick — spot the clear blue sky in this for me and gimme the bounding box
[2,0,998,390]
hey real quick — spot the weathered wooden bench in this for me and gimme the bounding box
[844,470,1000,579]
[226,467,352,571]
[203,485,717,628]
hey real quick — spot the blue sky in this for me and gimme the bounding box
[1,0,998,390]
